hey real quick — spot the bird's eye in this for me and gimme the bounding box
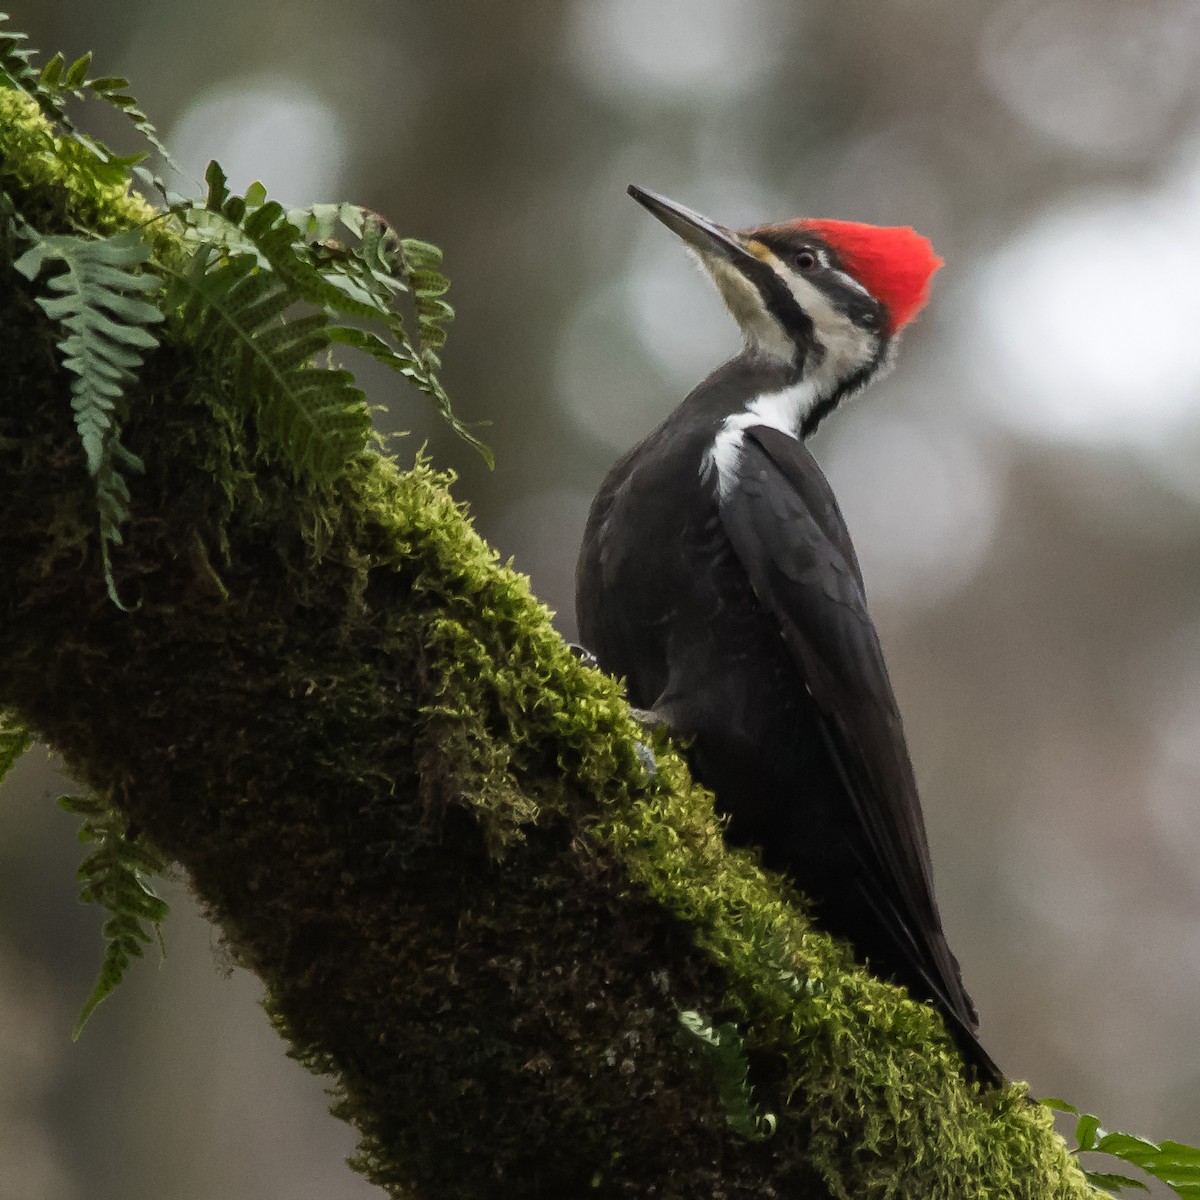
[794,248,818,271]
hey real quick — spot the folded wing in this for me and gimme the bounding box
[718,423,994,1073]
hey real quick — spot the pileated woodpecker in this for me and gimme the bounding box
[576,185,998,1083]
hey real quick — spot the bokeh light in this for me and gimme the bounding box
[565,0,788,104]
[168,78,348,204]
[969,179,1200,449]
[979,0,1199,161]
[819,404,1000,609]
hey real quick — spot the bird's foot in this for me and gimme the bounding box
[628,706,666,730]
[626,708,666,779]
[633,740,658,778]
[566,644,659,777]
[566,642,599,670]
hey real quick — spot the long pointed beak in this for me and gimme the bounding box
[627,185,752,263]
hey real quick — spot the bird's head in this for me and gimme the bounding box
[629,184,942,433]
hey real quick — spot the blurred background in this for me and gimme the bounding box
[4,1,1200,1195]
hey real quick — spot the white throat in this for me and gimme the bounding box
[700,247,883,498]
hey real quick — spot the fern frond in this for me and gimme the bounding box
[0,14,175,169]
[58,790,170,1038]
[0,23,125,168]
[13,229,162,471]
[83,73,177,168]
[678,1010,777,1142]
[13,228,163,605]
[161,245,372,483]
[184,166,491,465]
[387,233,491,464]
[0,13,66,123]
[0,14,37,86]
[0,714,31,786]
[399,238,454,366]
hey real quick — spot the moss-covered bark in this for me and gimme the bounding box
[0,89,1093,1198]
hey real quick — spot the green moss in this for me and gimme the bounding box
[0,89,155,234]
[0,87,1096,1198]
[597,744,1091,1195]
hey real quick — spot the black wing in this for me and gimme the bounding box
[719,424,992,1069]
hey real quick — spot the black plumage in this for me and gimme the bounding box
[576,188,998,1083]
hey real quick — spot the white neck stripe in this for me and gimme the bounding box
[706,379,820,498]
[695,243,885,498]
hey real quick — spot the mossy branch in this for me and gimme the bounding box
[0,85,1097,1199]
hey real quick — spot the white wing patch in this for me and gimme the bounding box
[706,380,818,498]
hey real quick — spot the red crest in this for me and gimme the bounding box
[801,220,943,334]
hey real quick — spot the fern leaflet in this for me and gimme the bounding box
[0,16,177,168]
[398,237,454,366]
[678,1009,776,1141]
[0,12,65,123]
[59,791,170,1039]
[1043,1098,1200,1199]
[193,163,490,465]
[14,229,163,605]
[80,72,177,168]
[0,714,31,786]
[161,244,372,482]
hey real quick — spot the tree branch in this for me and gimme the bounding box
[0,87,1090,1198]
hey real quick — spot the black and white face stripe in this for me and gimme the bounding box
[729,251,816,362]
[627,186,891,436]
[701,229,889,424]
[699,228,894,496]
[749,228,886,341]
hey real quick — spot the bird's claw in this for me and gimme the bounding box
[629,706,666,730]
[565,643,658,776]
[566,642,599,670]
[633,740,658,779]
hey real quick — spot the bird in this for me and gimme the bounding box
[575,184,999,1083]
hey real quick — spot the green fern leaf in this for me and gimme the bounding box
[0,14,64,120]
[399,237,454,365]
[1042,1097,1200,1199]
[183,177,491,466]
[0,22,123,168]
[246,202,388,321]
[63,50,91,90]
[162,245,372,483]
[0,15,173,168]
[58,791,170,1038]
[83,75,175,163]
[315,216,488,463]
[37,48,63,89]
[0,714,31,786]
[203,157,232,214]
[1083,1169,1149,1194]
[677,1009,776,1142]
[14,229,163,605]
